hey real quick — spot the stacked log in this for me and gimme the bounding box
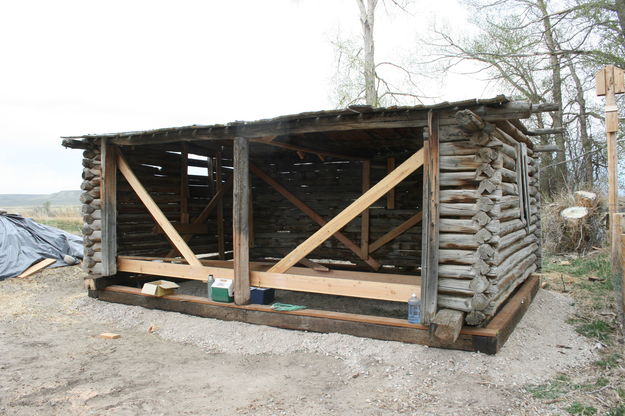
[81,141,104,275]
[437,111,541,326]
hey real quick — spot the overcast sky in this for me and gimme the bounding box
[0,0,490,195]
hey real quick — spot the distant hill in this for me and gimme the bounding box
[0,190,81,207]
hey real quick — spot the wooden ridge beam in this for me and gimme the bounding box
[249,163,382,271]
[369,212,422,254]
[269,148,425,274]
[116,149,202,267]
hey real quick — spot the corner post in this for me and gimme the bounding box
[233,137,251,305]
[100,139,117,276]
[420,111,440,325]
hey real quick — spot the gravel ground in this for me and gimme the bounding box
[0,267,597,415]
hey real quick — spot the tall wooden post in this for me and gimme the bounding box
[420,111,440,325]
[100,139,117,276]
[233,137,251,305]
[596,65,625,329]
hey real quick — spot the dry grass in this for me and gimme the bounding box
[7,205,82,235]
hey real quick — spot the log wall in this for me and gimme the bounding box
[81,140,104,275]
[437,115,541,326]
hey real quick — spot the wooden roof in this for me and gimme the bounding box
[62,96,556,158]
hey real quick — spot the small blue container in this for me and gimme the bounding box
[250,287,275,305]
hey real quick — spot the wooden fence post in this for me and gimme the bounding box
[596,65,625,329]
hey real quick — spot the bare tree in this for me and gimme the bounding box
[331,0,423,108]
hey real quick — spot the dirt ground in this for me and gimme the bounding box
[0,267,598,416]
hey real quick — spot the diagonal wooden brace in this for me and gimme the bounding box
[250,163,382,271]
[116,149,202,267]
[268,148,425,274]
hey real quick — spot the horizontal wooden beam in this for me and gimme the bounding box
[117,257,419,302]
[269,148,425,274]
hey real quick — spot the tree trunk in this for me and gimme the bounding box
[357,0,378,106]
[568,61,593,186]
[538,0,567,190]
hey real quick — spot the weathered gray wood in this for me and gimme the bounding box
[233,137,251,305]
[421,111,440,325]
[100,141,117,276]
[432,309,466,344]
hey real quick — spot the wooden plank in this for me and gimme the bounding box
[180,142,189,224]
[233,137,251,305]
[298,258,330,272]
[116,257,418,302]
[420,111,440,325]
[361,160,371,258]
[116,149,202,267]
[369,212,422,254]
[18,258,56,278]
[249,163,381,270]
[386,157,396,209]
[269,148,425,273]
[215,151,226,259]
[118,255,417,285]
[100,140,117,276]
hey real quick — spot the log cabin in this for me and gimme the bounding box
[62,95,553,353]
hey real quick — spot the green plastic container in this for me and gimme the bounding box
[211,278,234,303]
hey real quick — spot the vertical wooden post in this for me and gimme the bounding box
[248,179,255,248]
[216,151,225,260]
[420,111,440,325]
[386,157,396,209]
[233,137,250,305]
[361,160,371,258]
[596,65,625,328]
[100,139,117,276]
[180,142,189,224]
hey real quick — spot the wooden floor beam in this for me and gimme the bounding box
[116,257,419,302]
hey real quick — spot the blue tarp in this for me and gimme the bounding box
[0,213,83,280]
